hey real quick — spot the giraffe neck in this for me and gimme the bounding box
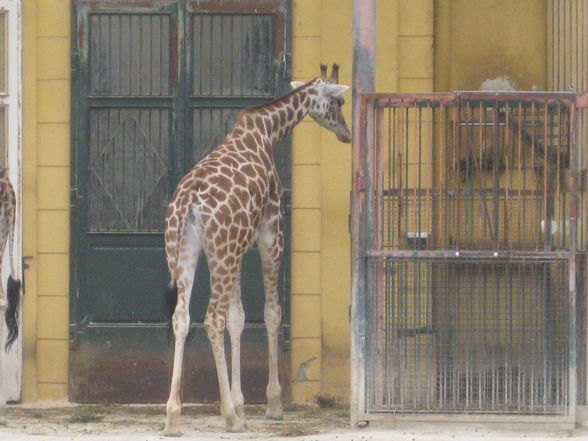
[240,85,316,147]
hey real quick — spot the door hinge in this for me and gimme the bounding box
[281,325,291,352]
[282,188,292,215]
[70,187,83,209]
[69,324,79,350]
[70,317,88,351]
[70,326,85,351]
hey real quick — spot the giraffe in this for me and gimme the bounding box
[162,63,350,435]
[0,167,21,423]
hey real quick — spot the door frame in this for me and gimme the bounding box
[1,0,22,402]
[70,0,292,403]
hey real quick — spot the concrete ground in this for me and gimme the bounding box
[0,402,586,441]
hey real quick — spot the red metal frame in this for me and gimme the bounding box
[351,91,588,425]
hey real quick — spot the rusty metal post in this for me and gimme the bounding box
[568,103,578,418]
[351,0,375,428]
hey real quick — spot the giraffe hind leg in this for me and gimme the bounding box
[163,223,201,437]
[0,224,9,424]
[204,259,246,432]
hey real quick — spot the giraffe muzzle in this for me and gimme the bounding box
[336,126,352,143]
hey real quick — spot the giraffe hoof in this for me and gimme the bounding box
[235,403,245,420]
[162,424,183,437]
[265,405,284,420]
[226,415,247,433]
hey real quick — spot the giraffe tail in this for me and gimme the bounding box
[5,190,21,352]
[165,280,178,330]
[5,275,21,351]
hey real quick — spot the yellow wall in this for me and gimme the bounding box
[20,0,548,403]
[22,0,71,401]
[435,0,546,91]
[548,0,588,91]
[289,0,547,403]
[290,0,434,402]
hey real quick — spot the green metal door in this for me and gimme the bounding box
[71,0,291,403]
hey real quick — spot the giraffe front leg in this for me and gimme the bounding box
[264,298,283,420]
[258,222,284,421]
[227,286,246,423]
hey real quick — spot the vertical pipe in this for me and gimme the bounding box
[548,0,554,90]
[518,102,524,249]
[455,102,462,248]
[492,99,500,248]
[351,0,375,428]
[545,103,553,249]
[505,102,511,248]
[373,105,385,409]
[568,103,578,417]
[388,108,393,251]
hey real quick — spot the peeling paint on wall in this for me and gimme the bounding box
[479,76,516,91]
[293,356,317,382]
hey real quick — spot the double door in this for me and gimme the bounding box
[71,0,291,403]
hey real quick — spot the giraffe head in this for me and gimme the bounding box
[291,63,351,143]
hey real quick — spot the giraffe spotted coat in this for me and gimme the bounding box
[163,64,350,435]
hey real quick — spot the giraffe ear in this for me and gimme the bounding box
[322,84,349,97]
[290,81,305,90]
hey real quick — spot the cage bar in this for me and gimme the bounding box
[352,92,588,426]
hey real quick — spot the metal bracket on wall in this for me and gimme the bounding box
[22,255,33,270]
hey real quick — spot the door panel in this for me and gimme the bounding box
[71,0,291,403]
[88,107,171,232]
[191,108,240,162]
[88,246,167,322]
[190,13,274,97]
[89,13,173,97]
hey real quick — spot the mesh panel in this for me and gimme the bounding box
[366,258,570,414]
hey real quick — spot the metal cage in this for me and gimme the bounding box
[351,92,588,427]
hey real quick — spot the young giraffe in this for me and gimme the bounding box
[163,63,350,435]
[0,167,21,423]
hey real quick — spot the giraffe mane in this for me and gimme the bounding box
[244,78,318,114]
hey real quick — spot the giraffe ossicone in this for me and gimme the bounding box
[163,63,350,436]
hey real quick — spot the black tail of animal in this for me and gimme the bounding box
[164,280,195,344]
[165,280,178,331]
[5,275,21,351]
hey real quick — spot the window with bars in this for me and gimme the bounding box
[0,1,19,169]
